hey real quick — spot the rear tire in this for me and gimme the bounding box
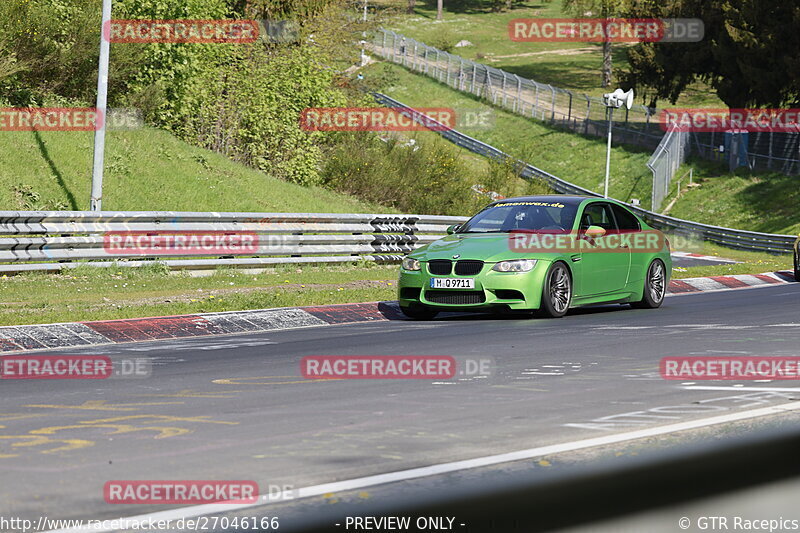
[631,259,666,309]
[535,262,572,318]
[400,304,439,320]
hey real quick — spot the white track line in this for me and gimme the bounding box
[684,386,800,392]
[49,400,800,532]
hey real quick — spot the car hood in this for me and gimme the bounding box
[415,233,561,263]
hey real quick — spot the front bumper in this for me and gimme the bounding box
[397,260,550,310]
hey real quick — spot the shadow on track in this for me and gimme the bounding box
[377,301,644,322]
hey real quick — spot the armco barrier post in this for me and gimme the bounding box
[471,63,477,94]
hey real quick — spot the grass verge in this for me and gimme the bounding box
[0,263,399,326]
[673,243,792,280]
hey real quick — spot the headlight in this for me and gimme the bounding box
[402,257,421,271]
[492,259,537,272]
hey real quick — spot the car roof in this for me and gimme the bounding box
[487,195,591,207]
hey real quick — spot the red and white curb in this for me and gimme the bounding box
[668,271,794,294]
[0,303,402,353]
[0,272,793,352]
[671,251,739,264]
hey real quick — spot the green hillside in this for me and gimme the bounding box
[0,127,392,214]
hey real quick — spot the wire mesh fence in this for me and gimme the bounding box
[372,28,665,150]
[648,127,690,211]
[690,130,800,175]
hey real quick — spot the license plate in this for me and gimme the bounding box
[430,278,475,289]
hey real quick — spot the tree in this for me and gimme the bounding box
[563,0,629,88]
[437,0,443,20]
[0,0,144,105]
[407,0,415,15]
[622,0,800,108]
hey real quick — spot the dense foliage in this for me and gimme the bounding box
[0,0,363,186]
[321,132,550,216]
[622,0,800,108]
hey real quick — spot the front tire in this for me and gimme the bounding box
[400,304,439,320]
[535,262,572,318]
[631,259,666,309]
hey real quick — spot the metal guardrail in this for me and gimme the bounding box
[0,211,468,274]
[0,201,792,276]
[629,209,796,254]
[374,93,796,254]
[0,98,793,274]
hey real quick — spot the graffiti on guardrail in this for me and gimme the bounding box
[370,216,419,234]
[370,234,418,254]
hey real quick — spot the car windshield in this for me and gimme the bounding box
[459,201,577,233]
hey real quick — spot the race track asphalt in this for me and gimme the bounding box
[1,282,799,529]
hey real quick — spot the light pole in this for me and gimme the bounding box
[601,88,633,198]
[90,0,112,211]
[360,0,368,66]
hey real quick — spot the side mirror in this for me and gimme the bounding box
[585,225,606,238]
[446,224,461,235]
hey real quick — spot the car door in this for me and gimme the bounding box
[574,202,631,296]
[609,203,644,287]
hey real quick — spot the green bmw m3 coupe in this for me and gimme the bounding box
[398,195,672,319]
